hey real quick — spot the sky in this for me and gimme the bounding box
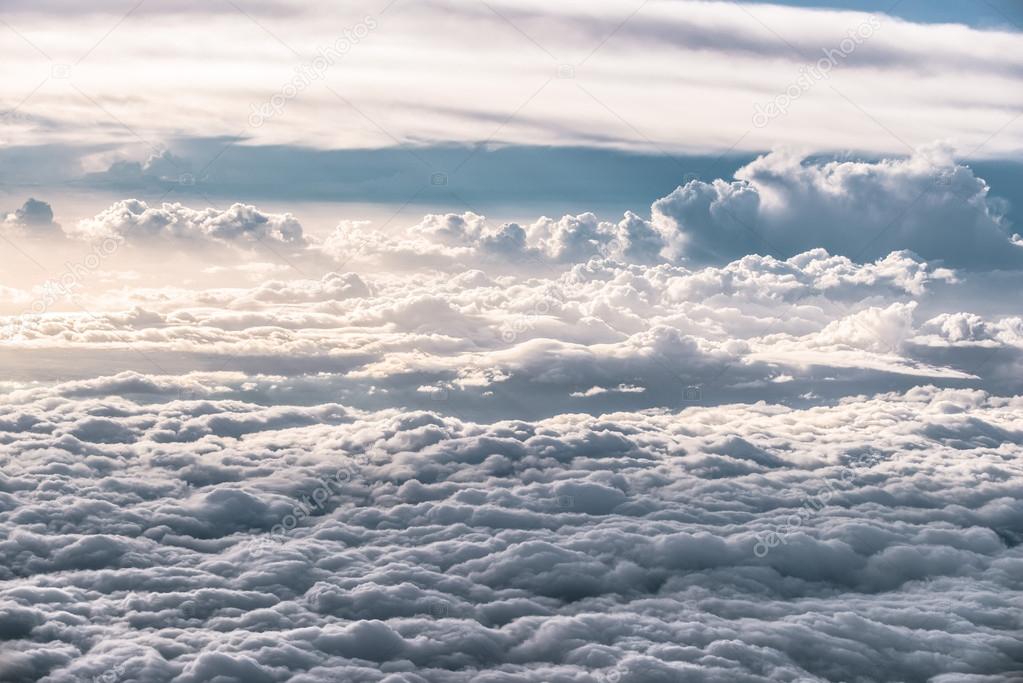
[752,0,1023,27]
[2,0,1023,212]
[2,2,1023,682]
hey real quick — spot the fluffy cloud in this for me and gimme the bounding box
[1,199,61,237]
[2,153,1022,681]
[72,200,306,247]
[1,379,1021,681]
[315,151,1023,273]
[52,150,1018,279]
[3,0,1023,678]
[0,247,984,412]
[653,149,1022,268]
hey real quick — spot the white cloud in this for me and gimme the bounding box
[43,151,1017,279]
[71,200,306,247]
[3,1,1023,157]
[571,383,645,397]
[653,149,1021,267]
[315,150,1022,271]
[2,1,1023,679]
[0,153,1022,683]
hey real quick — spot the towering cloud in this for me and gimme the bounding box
[653,149,1022,267]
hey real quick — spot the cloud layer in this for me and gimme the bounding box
[2,150,1023,681]
[20,150,1008,273]
[2,0,1023,159]
[1,378,1022,681]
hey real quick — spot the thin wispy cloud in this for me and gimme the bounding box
[2,0,1022,157]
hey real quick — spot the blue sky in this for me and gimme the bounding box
[766,0,1022,29]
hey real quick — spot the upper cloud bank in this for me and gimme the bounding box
[16,149,1018,272]
[318,150,1021,270]
[3,1,1023,157]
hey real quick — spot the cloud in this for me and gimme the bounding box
[1,199,61,237]
[0,158,1021,683]
[1,236,1007,427]
[811,301,917,352]
[94,149,195,188]
[2,2,1023,681]
[7,150,1018,282]
[71,200,307,247]
[1,379,1022,681]
[570,383,645,398]
[0,0,301,15]
[3,1,1023,157]
[653,149,1022,268]
[312,150,1023,273]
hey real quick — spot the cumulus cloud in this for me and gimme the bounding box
[1,199,61,237]
[313,150,1021,274]
[2,151,1023,681]
[1,379,1022,681]
[3,0,1023,677]
[653,149,1022,268]
[72,200,306,247]
[49,150,1017,283]
[0,246,983,409]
